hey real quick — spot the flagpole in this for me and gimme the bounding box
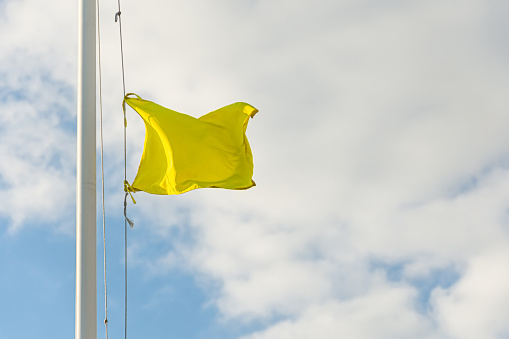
[76,0,97,337]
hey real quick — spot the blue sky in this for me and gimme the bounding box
[2,0,509,338]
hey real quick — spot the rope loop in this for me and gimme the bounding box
[124,193,135,229]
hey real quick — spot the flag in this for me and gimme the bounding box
[123,93,258,195]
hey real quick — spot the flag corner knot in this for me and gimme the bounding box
[124,180,137,204]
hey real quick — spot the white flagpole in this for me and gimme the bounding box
[76,0,97,337]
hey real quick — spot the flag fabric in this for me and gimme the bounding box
[123,93,258,195]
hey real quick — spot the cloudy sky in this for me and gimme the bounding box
[2,0,509,338]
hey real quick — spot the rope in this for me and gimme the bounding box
[97,0,133,337]
[114,1,130,339]
[96,0,109,338]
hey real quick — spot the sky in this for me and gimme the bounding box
[1,0,509,338]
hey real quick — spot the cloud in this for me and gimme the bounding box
[3,0,509,337]
[241,279,438,339]
[431,249,509,339]
[0,72,76,233]
[0,0,78,233]
[122,0,509,337]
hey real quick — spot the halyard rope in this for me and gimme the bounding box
[97,0,132,336]
[96,0,109,338]
[114,0,131,338]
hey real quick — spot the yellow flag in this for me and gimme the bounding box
[123,93,258,195]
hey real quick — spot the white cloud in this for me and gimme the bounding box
[352,168,509,270]
[241,277,439,339]
[432,250,509,339]
[0,0,78,233]
[0,75,76,233]
[3,0,509,337]
[126,0,509,337]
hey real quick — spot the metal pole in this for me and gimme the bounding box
[76,0,96,337]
